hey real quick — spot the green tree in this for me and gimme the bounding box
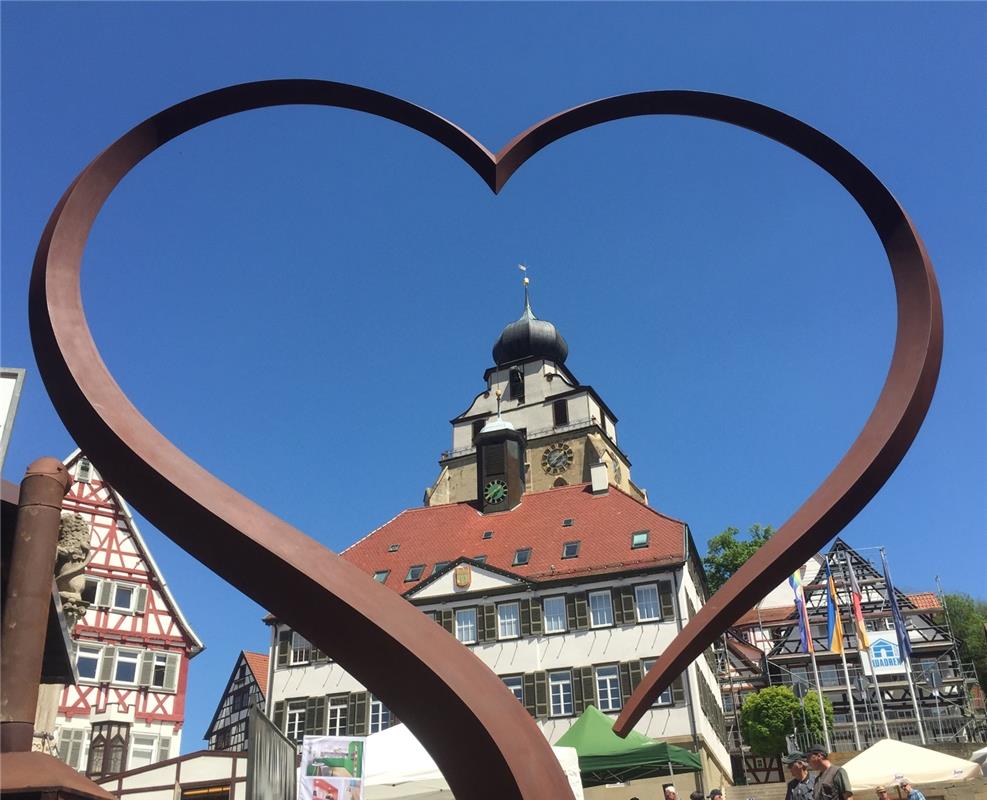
[940,593,987,694]
[704,524,776,593]
[740,686,834,756]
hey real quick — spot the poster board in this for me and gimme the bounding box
[299,735,366,800]
[861,636,906,676]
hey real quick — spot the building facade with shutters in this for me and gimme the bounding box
[263,286,733,792]
[51,451,204,778]
[204,652,269,753]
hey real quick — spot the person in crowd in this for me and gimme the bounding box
[899,779,926,800]
[709,788,724,800]
[875,786,889,800]
[784,752,816,800]
[806,744,853,800]
[664,785,678,800]
[691,791,706,800]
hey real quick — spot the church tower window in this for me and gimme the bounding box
[509,367,525,403]
[552,399,569,427]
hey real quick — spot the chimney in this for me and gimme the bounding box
[590,461,609,495]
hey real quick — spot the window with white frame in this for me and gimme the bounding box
[369,697,392,733]
[76,644,102,681]
[634,584,661,622]
[327,695,348,736]
[497,602,520,639]
[286,700,306,742]
[543,596,567,634]
[589,590,613,627]
[455,608,477,644]
[641,658,673,705]
[549,671,574,716]
[503,675,524,703]
[57,728,88,770]
[290,633,310,664]
[114,649,140,684]
[129,734,157,769]
[596,665,622,712]
[112,583,136,612]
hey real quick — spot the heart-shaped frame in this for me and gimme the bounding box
[30,81,942,799]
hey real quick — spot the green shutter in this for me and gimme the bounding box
[272,700,286,732]
[164,653,181,692]
[529,598,542,635]
[98,646,116,683]
[659,581,675,621]
[481,605,497,642]
[96,580,113,608]
[520,600,532,637]
[311,648,327,663]
[533,672,549,718]
[137,652,154,687]
[619,587,636,625]
[440,610,454,634]
[574,593,589,630]
[572,669,584,714]
[629,660,644,691]
[135,586,148,614]
[671,674,686,706]
[577,667,594,714]
[276,630,291,667]
[566,595,577,630]
[347,692,369,736]
[304,696,326,736]
[619,662,633,704]
[523,674,537,717]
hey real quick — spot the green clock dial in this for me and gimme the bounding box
[483,479,508,504]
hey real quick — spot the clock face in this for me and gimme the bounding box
[541,443,574,475]
[483,479,508,504]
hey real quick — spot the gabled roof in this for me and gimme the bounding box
[342,483,686,592]
[403,556,528,598]
[242,651,270,697]
[63,449,204,654]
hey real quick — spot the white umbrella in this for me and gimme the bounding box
[842,739,981,790]
[969,745,987,777]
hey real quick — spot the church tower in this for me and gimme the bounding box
[425,275,647,507]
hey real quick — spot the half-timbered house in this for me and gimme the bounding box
[53,451,204,778]
[204,652,268,752]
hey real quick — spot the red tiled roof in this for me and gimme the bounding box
[242,651,270,697]
[342,483,687,592]
[907,592,940,610]
[733,605,796,627]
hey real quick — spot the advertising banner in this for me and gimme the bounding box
[298,735,365,800]
[861,635,906,676]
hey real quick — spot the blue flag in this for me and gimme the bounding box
[881,550,912,661]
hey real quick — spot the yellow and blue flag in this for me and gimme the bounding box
[825,560,846,655]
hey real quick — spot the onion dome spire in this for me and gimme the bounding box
[492,265,569,366]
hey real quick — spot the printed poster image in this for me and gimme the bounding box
[299,735,365,800]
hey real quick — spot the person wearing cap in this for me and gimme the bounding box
[784,752,815,800]
[807,744,853,800]
[875,787,889,800]
[664,786,678,800]
[709,789,724,800]
[691,792,706,800]
[899,780,926,800]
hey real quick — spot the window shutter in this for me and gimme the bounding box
[520,600,532,637]
[619,663,633,705]
[164,653,181,691]
[523,674,537,717]
[572,669,584,714]
[157,737,171,761]
[135,586,148,614]
[305,696,326,736]
[481,605,496,642]
[574,593,589,630]
[137,652,154,687]
[566,595,577,631]
[273,701,286,732]
[311,648,327,663]
[619,588,636,625]
[347,692,369,737]
[276,630,291,667]
[629,660,644,692]
[96,581,113,608]
[577,667,594,713]
[533,672,549,718]
[440,610,454,634]
[529,598,542,635]
[671,674,686,706]
[98,647,116,683]
[659,581,675,621]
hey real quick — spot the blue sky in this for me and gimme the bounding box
[2,2,984,751]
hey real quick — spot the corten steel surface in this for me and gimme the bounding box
[0,458,71,753]
[29,81,942,793]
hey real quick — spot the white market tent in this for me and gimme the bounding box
[842,739,982,790]
[363,723,585,799]
[970,745,987,777]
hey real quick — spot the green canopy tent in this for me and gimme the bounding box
[555,705,703,788]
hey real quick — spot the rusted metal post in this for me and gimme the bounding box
[0,457,71,753]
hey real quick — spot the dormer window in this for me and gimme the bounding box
[405,565,425,582]
[631,530,650,549]
[562,518,574,527]
[562,541,580,559]
[509,367,525,404]
[388,544,400,553]
[482,531,493,540]
[513,548,532,566]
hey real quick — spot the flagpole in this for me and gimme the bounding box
[848,551,890,739]
[808,646,831,752]
[881,548,927,745]
[832,553,862,750]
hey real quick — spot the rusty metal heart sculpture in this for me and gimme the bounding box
[29,81,942,799]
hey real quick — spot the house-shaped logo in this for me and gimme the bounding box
[870,637,900,669]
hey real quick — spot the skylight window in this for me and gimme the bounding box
[513,548,532,566]
[432,561,451,575]
[631,530,650,549]
[405,564,425,582]
[562,541,580,559]
[482,531,493,540]
[472,555,487,564]
[562,518,574,527]
[388,543,400,553]
[373,570,390,583]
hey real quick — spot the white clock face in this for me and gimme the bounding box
[541,443,574,475]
